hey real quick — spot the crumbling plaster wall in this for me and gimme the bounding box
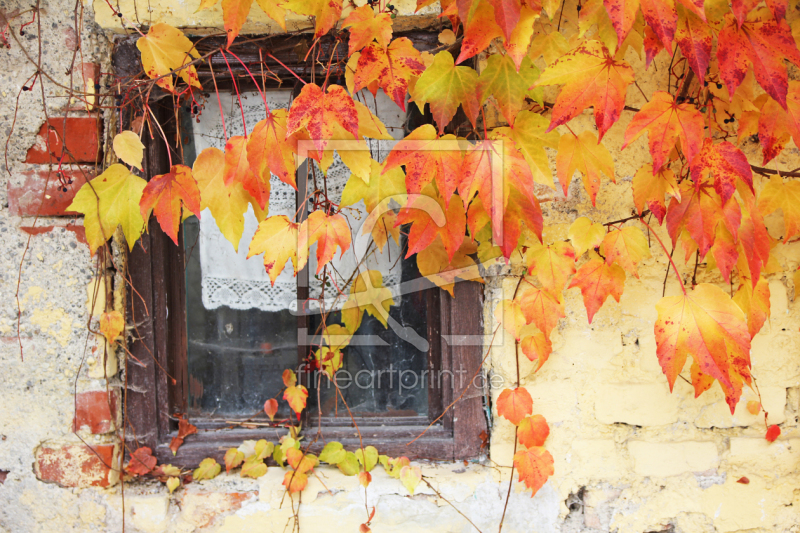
[0,0,797,531]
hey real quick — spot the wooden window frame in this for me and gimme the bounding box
[116,33,488,468]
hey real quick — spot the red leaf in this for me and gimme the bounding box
[675,5,712,78]
[765,424,781,442]
[396,188,467,262]
[603,0,639,46]
[487,0,522,42]
[264,398,278,421]
[355,38,426,110]
[568,253,626,323]
[517,414,550,448]
[514,446,554,496]
[737,476,750,484]
[497,387,533,425]
[689,139,753,205]
[139,165,201,244]
[125,447,157,477]
[641,0,677,50]
[286,84,359,155]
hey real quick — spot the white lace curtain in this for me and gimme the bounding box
[192,90,406,312]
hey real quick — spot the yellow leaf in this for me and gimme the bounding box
[601,226,651,277]
[399,465,421,495]
[193,458,221,480]
[355,446,378,472]
[247,215,301,284]
[240,456,268,478]
[67,164,147,253]
[112,131,144,171]
[416,237,483,296]
[341,270,394,331]
[568,216,605,256]
[556,131,616,205]
[166,477,180,493]
[341,160,406,212]
[136,23,201,93]
[194,147,266,252]
[98,311,124,345]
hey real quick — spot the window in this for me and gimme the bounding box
[118,32,487,466]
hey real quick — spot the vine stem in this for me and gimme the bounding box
[639,216,686,295]
[220,50,247,138]
[267,52,308,85]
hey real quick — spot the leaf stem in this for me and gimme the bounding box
[639,216,685,295]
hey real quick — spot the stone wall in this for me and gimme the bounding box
[0,0,797,532]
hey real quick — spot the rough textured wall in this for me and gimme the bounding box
[0,0,798,532]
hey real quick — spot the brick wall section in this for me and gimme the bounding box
[72,390,119,434]
[34,443,119,488]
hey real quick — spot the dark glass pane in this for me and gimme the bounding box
[184,216,297,419]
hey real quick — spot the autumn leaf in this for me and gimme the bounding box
[341,159,406,212]
[535,39,634,140]
[497,299,529,340]
[400,465,422,495]
[136,23,201,93]
[717,8,800,109]
[456,0,504,64]
[139,164,201,245]
[675,4,712,78]
[286,449,318,473]
[508,110,560,189]
[733,277,771,339]
[224,448,245,473]
[528,30,570,66]
[497,387,533,425]
[247,215,301,284]
[622,91,704,173]
[67,164,147,254]
[112,131,144,171]
[240,456,268,478]
[514,446,554,496]
[287,83,359,155]
[757,174,800,243]
[556,131,616,205]
[521,328,552,371]
[655,283,751,411]
[264,398,278,421]
[125,447,157,476]
[518,283,566,338]
[298,211,351,273]
[224,135,269,210]
[342,4,393,55]
[194,147,266,252]
[517,414,550,448]
[632,163,680,223]
[640,0,677,50]
[337,452,360,475]
[765,424,781,442]
[757,96,792,164]
[220,0,253,46]
[396,187,467,262]
[568,217,605,256]
[410,51,479,134]
[603,0,639,46]
[525,242,576,294]
[665,182,740,257]
[283,369,296,387]
[247,109,298,190]
[99,311,124,345]
[417,237,483,296]
[477,54,542,125]
[284,0,342,37]
[168,417,198,455]
[341,270,394,331]
[283,470,308,492]
[355,38,425,110]
[601,226,651,277]
[568,252,626,323]
[689,139,753,205]
[503,5,540,69]
[284,385,308,417]
[319,441,346,464]
[643,26,665,67]
[166,477,180,493]
[355,446,379,472]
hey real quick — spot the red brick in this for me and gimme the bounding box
[73,390,118,434]
[8,168,92,216]
[35,442,119,487]
[25,117,101,164]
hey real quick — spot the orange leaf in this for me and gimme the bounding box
[521,330,552,371]
[632,163,680,224]
[535,40,634,141]
[125,447,157,477]
[283,470,308,492]
[497,387,533,426]
[284,385,308,417]
[765,424,781,442]
[497,299,529,341]
[355,38,426,110]
[757,97,792,164]
[717,8,800,109]
[221,0,253,47]
[525,242,576,295]
[757,174,800,243]
[665,182,740,257]
[518,284,565,338]
[286,83,359,155]
[385,124,462,204]
[456,0,504,64]
[284,0,342,38]
[568,253,626,323]
[603,0,639,46]
[396,188,467,262]
[556,131,615,206]
[283,369,296,387]
[513,446,554,496]
[640,0,677,50]
[169,417,198,455]
[655,283,751,411]
[224,136,269,209]
[342,4,393,56]
[689,139,753,206]
[675,4,712,78]
[622,91,704,173]
[746,400,761,415]
[264,398,278,421]
[139,164,201,245]
[601,226,651,278]
[247,109,298,190]
[298,211,352,274]
[98,311,124,345]
[733,278,771,339]
[517,414,550,448]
